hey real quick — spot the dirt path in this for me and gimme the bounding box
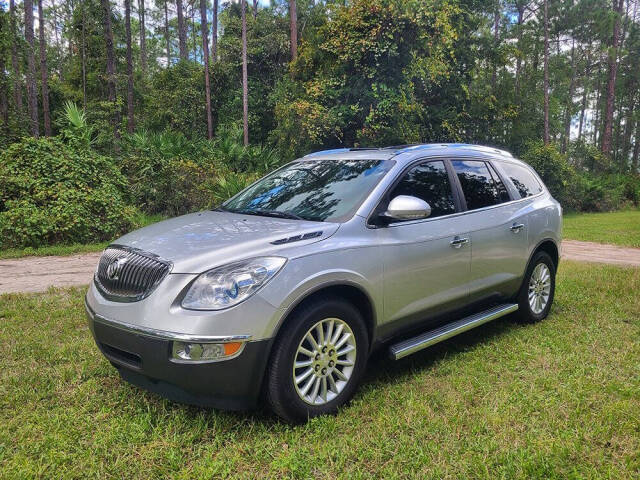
[561,240,640,268]
[0,240,638,295]
[0,252,102,294]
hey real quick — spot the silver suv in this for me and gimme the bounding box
[86,144,562,422]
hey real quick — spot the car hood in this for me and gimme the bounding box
[113,210,338,273]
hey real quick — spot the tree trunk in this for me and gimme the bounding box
[252,0,258,18]
[164,0,171,65]
[176,0,187,60]
[601,0,624,156]
[543,0,550,145]
[50,0,62,62]
[242,0,249,146]
[101,0,120,140]
[81,2,87,109]
[138,0,148,73]
[211,0,218,62]
[200,0,213,139]
[562,40,576,153]
[578,56,590,142]
[290,0,297,61]
[514,4,524,98]
[9,0,23,116]
[632,121,640,174]
[578,83,587,142]
[491,3,499,91]
[191,6,197,61]
[593,62,603,145]
[0,56,8,132]
[38,0,51,136]
[621,111,635,168]
[125,0,135,133]
[24,0,40,137]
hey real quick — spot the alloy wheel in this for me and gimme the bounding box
[528,263,551,314]
[292,317,357,405]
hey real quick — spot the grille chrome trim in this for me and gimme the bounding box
[94,244,172,302]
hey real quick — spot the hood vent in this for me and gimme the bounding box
[271,231,323,245]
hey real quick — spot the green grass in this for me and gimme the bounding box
[0,213,166,259]
[563,209,640,248]
[1,261,639,478]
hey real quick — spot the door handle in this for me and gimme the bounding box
[450,236,469,248]
[510,223,525,233]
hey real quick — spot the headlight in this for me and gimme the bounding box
[181,257,286,310]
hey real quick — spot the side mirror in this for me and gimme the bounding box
[382,195,432,221]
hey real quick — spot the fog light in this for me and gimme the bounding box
[172,341,243,361]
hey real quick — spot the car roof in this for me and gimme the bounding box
[300,143,526,167]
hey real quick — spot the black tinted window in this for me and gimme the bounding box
[389,161,456,219]
[500,162,543,198]
[488,163,511,203]
[451,160,505,210]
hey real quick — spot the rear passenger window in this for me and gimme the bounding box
[500,162,543,198]
[487,163,511,203]
[451,160,508,210]
[389,161,456,219]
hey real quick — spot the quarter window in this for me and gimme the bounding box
[487,163,511,203]
[500,162,543,198]
[388,161,456,219]
[451,160,508,210]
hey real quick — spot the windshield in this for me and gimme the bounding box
[223,159,394,222]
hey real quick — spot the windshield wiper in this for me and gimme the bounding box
[238,209,306,221]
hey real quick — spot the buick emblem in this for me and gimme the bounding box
[107,257,128,280]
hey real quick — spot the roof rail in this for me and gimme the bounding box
[395,144,448,154]
[394,143,513,157]
[303,147,383,158]
[448,144,513,157]
[303,148,351,158]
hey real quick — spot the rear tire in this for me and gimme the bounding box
[514,251,556,323]
[265,296,369,423]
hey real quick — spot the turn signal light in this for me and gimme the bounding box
[172,341,244,362]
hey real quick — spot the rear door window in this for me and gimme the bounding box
[388,161,456,219]
[487,162,511,203]
[500,162,543,198]
[451,160,508,210]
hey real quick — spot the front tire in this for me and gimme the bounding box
[265,296,369,423]
[515,251,556,323]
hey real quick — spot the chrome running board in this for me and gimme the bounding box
[389,303,518,360]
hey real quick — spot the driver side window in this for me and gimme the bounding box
[388,161,456,219]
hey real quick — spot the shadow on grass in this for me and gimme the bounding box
[363,313,519,388]
[110,314,523,428]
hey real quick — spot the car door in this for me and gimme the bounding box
[374,159,472,333]
[449,158,529,303]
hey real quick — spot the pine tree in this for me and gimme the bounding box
[24,0,40,136]
[125,0,135,132]
[242,0,248,145]
[38,0,51,136]
[200,0,213,139]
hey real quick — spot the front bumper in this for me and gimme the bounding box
[86,303,272,410]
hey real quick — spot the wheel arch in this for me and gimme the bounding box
[272,281,377,352]
[531,238,559,269]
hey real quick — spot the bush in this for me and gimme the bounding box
[520,141,575,207]
[0,137,137,248]
[519,141,640,212]
[570,173,639,212]
[144,61,231,139]
[121,129,280,216]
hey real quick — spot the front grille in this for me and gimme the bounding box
[94,245,172,302]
